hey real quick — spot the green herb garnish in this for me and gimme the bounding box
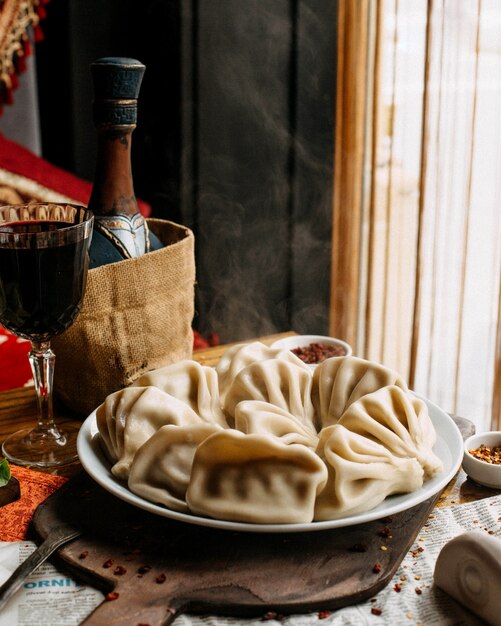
[0,458,11,487]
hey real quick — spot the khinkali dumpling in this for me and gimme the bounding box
[186,430,328,524]
[234,400,318,448]
[314,424,424,520]
[216,341,308,402]
[312,356,408,427]
[338,385,443,479]
[128,423,223,513]
[132,360,227,426]
[97,386,202,480]
[224,358,315,428]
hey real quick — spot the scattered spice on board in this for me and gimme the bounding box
[318,610,332,619]
[78,551,88,560]
[371,607,382,615]
[155,573,166,584]
[103,559,114,568]
[378,527,392,538]
[373,563,382,573]
[415,587,423,595]
[393,583,402,592]
[138,565,152,574]
[114,565,127,575]
[262,611,282,621]
[469,444,501,464]
[105,591,119,601]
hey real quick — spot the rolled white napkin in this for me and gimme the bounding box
[434,530,501,626]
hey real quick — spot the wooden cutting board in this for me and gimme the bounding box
[31,416,472,626]
[33,471,438,625]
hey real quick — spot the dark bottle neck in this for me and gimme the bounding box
[88,127,138,217]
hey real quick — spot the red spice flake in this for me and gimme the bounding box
[105,591,119,601]
[469,444,501,464]
[137,565,152,574]
[318,610,332,619]
[78,551,89,560]
[113,565,127,576]
[373,563,382,573]
[393,583,402,593]
[418,546,424,553]
[371,607,382,615]
[138,624,151,626]
[103,559,114,568]
[262,612,282,621]
[378,527,392,538]
[415,587,423,595]
[350,542,369,552]
[155,573,166,584]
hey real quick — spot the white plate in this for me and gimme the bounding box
[77,394,463,533]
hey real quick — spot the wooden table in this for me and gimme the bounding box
[0,335,499,625]
[0,332,497,504]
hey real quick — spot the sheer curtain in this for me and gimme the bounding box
[331,0,501,431]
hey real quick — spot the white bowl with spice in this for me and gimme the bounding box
[270,334,352,367]
[462,431,501,489]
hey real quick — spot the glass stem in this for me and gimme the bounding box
[29,341,58,434]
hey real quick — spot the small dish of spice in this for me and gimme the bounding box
[270,335,352,367]
[462,431,501,489]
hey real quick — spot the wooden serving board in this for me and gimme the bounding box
[31,475,437,626]
[31,416,472,626]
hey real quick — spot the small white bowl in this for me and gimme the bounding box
[462,431,501,489]
[270,334,352,367]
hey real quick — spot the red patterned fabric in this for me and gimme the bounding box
[0,465,68,541]
[0,0,49,114]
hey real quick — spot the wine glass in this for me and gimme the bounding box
[0,202,93,468]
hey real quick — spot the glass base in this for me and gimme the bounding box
[2,425,79,468]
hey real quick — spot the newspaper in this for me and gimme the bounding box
[0,493,499,626]
[0,543,103,625]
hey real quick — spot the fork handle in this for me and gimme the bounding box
[0,526,81,610]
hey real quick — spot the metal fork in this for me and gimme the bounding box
[0,523,82,611]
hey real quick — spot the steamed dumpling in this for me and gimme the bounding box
[312,356,408,427]
[338,385,443,479]
[96,386,202,480]
[132,359,227,427]
[128,423,223,513]
[224,358,315,428]
[314,424,424,520]
[186,430,328,524]
[234,400,318,448]
[216,341,308,402]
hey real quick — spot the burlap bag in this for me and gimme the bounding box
[52,219,195,416]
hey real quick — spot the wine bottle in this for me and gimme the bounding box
[87,57,163,269]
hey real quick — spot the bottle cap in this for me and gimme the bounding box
[90,57,146,128]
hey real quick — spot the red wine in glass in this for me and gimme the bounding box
[0,203,93,468]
